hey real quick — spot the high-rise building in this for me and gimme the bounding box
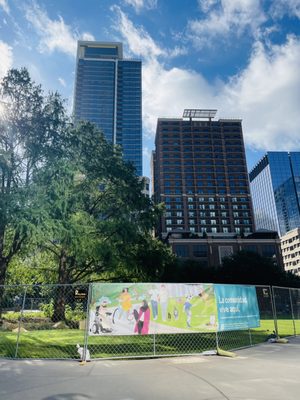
[281,228,300,275]
[152,109,255,238]
[249,152,300,236]
[73,41,142,176]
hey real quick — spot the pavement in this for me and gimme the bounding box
[1,336,300,400]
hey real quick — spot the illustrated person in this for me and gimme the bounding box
[159,284,169,321]
[149,287,159,320]
[183,296,193,328]
[118,288,132,320]
[134,300,150,335]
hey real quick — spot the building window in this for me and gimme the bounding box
[177,219,183,225]
[209,205,215,210]
[188,205,194,210]
[235,227,241,234]
[221,212,227,217]
[176,212,182,217]
[233,212,239,218]
[165,212,171,217]
[193,244,208,257]
[210,212,216,217]
[222,219,228,225]
[166,227,172,232]
[198,197,205,202]
[223,227,229,233]
[200,219,206,225]
[174,244,188,257]
[212,227,217,233]
[209,197,214,202]
[262,245,276,257]
[234,219,240,225]
[189,219,195,225]
[199,204,205,210]
[188,197,193,202]
[190,227,195,232]
[189,212,195,217]
[166,219,172,225]
[211,220,217,225]
[176,204,182,209]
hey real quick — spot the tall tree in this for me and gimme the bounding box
[34,122,164,320]
[0,68,68,288]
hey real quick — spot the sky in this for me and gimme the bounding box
[0,0,300,179]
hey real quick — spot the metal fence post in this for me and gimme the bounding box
[83,284,92,361]
[15,286,27,359]
[270,286,279,338]
[289,288,296,336]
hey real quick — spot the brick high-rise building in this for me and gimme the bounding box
[152,109,255,238]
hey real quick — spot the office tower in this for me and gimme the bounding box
[281,228,300,275]
[249,152,300,236]
[73,41,142,176]
[152,109,255,238]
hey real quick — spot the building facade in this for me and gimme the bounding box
[152,109,255,238]
[281,228,300,275]
[249,152,300,236]
[73,41,142,176]
[167,231,283,268]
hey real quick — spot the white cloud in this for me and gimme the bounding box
[112,5,165,59]
[25,2,95,57]
[223,36,300,150]
[124,0,157,13]
[0,0,9,14]
[189,0,266,48]
[0,40,13,78]
[114,10,300,153]
[58,77,66,87]
[270,0,300,20]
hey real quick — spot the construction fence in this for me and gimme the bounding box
[0,283,299,360]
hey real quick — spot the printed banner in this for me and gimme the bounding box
[89,283,216,336]
[214,284,260,331]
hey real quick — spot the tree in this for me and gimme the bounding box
[216,251,300,287]
[32,121,164,320]
[0,68,68,289]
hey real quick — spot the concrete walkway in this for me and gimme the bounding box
[1,337,300,400]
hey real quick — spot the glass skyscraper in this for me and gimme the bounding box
[249,152,300,236]
[73,41,142,176]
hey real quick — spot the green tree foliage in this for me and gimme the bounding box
[161,251,300,288]
[0,68,68,287]
[217,251,300,287]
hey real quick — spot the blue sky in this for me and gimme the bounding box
[0,0,300,179]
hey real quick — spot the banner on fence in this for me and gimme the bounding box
[88,283,217,336]
[88,283,260,336]
[214,284,260,332]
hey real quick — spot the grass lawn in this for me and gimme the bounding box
[1,318,298,359]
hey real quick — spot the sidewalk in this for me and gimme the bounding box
[1,336,300,400]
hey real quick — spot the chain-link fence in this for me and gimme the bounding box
[0,284,299,360]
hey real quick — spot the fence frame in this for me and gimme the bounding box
[0,283,299,361]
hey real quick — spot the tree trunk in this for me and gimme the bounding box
[52,249,68,322]
[0,257,8,318]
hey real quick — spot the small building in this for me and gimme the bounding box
[166,231,283,268]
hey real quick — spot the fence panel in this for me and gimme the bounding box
[290,288,300,335]
[272,286,295,337]
[251,286,276,344]
[1,284,90,360]
[0,285,27,358]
